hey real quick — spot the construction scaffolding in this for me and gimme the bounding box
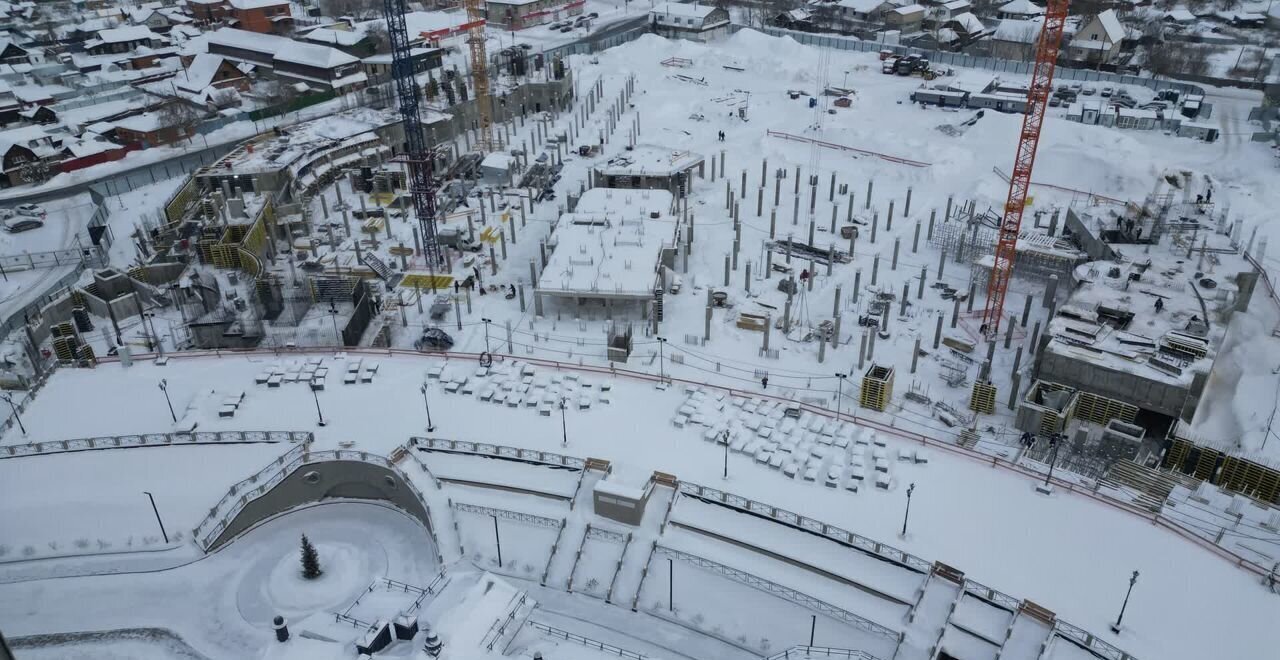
[929,204,1083,291]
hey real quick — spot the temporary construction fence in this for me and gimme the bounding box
[1,430,310,460]
[737,25,1207,99]
[412,436,587,470]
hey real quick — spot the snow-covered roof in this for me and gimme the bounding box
[835,0,889,14]
[782,8,812,21]
[892,4,926,16]
[998,0,1043,16]
[178,53,231,93]
[1095,9,1124,43]
[97,25,158,44]
[941,0,970,11]
[992,17,1042,43]
[227,0,289,9]
[303,28,366,48]
[949,11,984,34]
[274,41,358,68]
[113,111,176,133]
[650,2,719,19]
[1163,8,1195,22]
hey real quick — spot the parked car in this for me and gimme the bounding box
[1081,87,1096,96]
[587,11,598,18]
[3,217,43,233]
[1048,96,1062,107]
[1101,86,1114,97]
[16,203,45,217]
[416,327,455,351]
[560,25,574,32]
[0,208,13,220]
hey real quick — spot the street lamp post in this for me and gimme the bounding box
[656,336,667,383]
[1044,434,1061,489]
[900,482,916,537]
[559,396,569,447]
[312,387,326,427]
[492,514,503,568]
[835,373,847,420]
[143,491,169,543]
[809,614,817,646]
[329,303,341,346]
[668,557,674,611]
[420,384,436,432]
[482,317,493,355]
[1,393,25,435]
[158,379,176,423]
[722,429,730,479]
[1111,570,1139,633]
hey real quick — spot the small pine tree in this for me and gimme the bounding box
[425,75,439,102]
[456,77,468,102]
[300,534,323,580]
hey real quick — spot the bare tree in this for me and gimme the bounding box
[209,88,240,109]
[365,23,391,54]
[17,159,51,185]
[158,100,203,145]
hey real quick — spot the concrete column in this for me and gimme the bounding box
[704,306,712,341]
[518,284,526,312]
[765,250,773,278]
[886,200,894,232]
[818,335,826,364]
[938,249,947,280]
[745,262,752,294]
[794,165,801,194]
[828,172,836,202]
[967,283,976,312]
[808,219,816,247]
[928,209,936,240]
[454,296,463,330]
[945,195,953,222]
[720,150,725,179]
[858,332,867,370]
[911,338,920,374]
[1012,345,1024,376]
[761,158,768,188]
[723,254,731,286]
[934,314,943,349]
[1021,295,1033,327]
[904,186,912,217]
[757,188,764,217]
[871,255,879,286]
[741,169,747,198]
[892,238,900,270]
[847,194,855,221]
[762,319,771,354]
[900,282,909,316]
[1030,321,1041,355]
[540,241,548,267]
[918,266,927,299]
[853,270,861,304]
[809,182,817,214]
[867,328,877,360]
[832,285,842,318]
[951,297,960,328]
[792,196,800,226]
[807,259,815,291]
[769,208,777,239]
[865,179,873,209]
[1043,275,1059,308]
[1004,320,1014,349]
[912,222,921,253]
[830,205,838,234]
[1008,373,1021,411]
[774,174,781,206]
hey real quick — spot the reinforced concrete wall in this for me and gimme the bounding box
[207,459,434,551]
[1034,348,1200,420]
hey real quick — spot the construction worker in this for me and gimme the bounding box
[761,376,769,390]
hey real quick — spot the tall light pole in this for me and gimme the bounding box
[329,303,341,346]
[492,514,503,568]
[559,396,569,447]
[900,482,916,537]
[656,336,667,383]
[834,373,847,420]
[722,429,730,479]
[143,491,169,543]
[312,387,326,427]
[420,384,436,432]
[1044,433,1061,489]
[1,393,25,435]
[481,317,493,354]
[158,379,176,423]
[668,557,674,611]
[1111,570,1139,634]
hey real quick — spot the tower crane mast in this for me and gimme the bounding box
[980,0,1069,337]
[464,0,497,152]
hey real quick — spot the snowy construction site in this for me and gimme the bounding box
[3,11,1280,660]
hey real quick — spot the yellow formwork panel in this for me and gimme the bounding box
[401,273,454,290]
[370,192,396,206]
[479,226,500,243]
[969,381,996,415]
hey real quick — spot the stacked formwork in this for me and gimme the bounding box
[969,380,996,415]
[1163,435,1280,505]
[1016,380,1077,436]
[860,364,894,411]
[1073,391,1138,426]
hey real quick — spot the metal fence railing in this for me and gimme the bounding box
[677,481,933,574]
[766,646,881,660]
[411,436,586,470]
[654,545,902,643]
[0,246,105,274]
[1053,620,1136,660]
[527,620,648,659]
[1,430,310,460]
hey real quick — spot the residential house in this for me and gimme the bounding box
[649,3,731,42]
[175,53,251,104]
[928,0,970,27]
[484,0,583,30]
[362,47,443,80]
[112,111,193,146]
[188,0,228,24]
[989,17,1042,61]
[128,7,176,33]
[84,26,161,55]
[826,0,894,31]
[1065,9,1125,65]
[228,0,293,34]
[0,86,19,126]
[996,0,1043,20]
[774,8,814,30]
[885,4,926,34]
[207,28,367,93]
[0,38,27,65]
[937,11,986,48]
[0,124,62,187]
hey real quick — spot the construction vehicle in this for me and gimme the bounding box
[881,56,899,74]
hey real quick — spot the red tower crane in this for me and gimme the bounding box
[980,0,1070,337]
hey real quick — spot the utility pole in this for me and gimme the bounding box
[900,482,916,537]
[668,557,674,611]
[1110,570,1139,634]
[143,491,169,543]
[158,379,176,423]
[482,317,493,355]
[722,429,730,479]
[420,384,436,432]
[809,614,816,646]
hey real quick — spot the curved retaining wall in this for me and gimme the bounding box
[207,458,434,551]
